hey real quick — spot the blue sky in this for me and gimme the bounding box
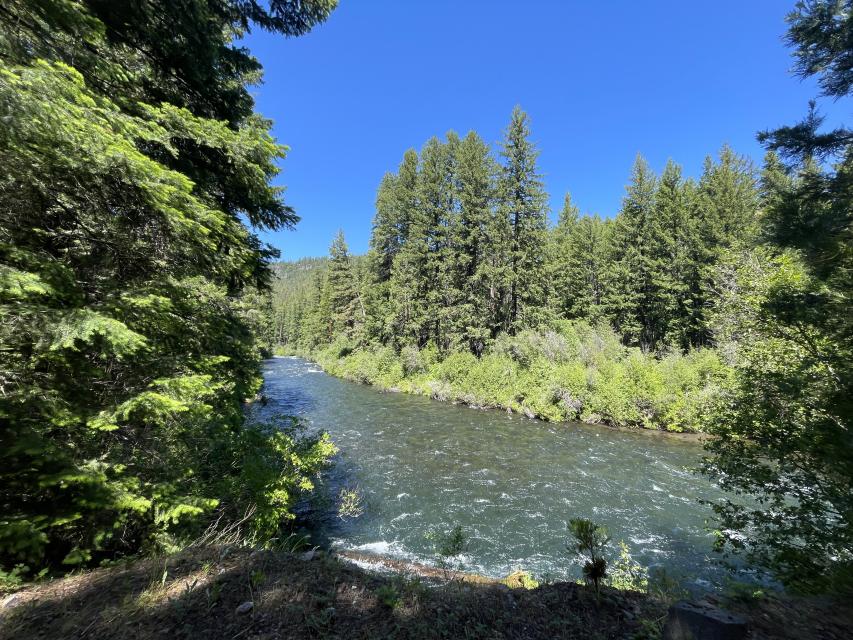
[245,0,848,260]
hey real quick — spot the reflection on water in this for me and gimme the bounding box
[252,356,728,589]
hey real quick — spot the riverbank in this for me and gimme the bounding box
[3,545,851,640]
[283,323,730,433]
[0,545,664,639]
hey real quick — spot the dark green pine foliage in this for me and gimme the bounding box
[550,193,581,317]
[697,146,760,252]
[648,160,700,350]
[454,131,497,354]
[0,0,338,571]
[370,173,401,283]
[418,134,460,354]
[702,0,853,595]
[369,149,419,284]
[692,146,760,344]
[387,147,433,348]
[671,178,710,348]
[366,149,419,344]
[326,231,363,340]
[269,258,329,347]
[551,195,612,322]
[305,267,334,348]
[498,107,550,333]
[604,155,658,348]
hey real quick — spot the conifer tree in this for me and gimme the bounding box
[550,193,580,317]
[453,131,496,353]
[419,135,459,352]
[0,0,338,570]
[366,149,420,344]
[697,146,759,251]
[498,107,550,333]
[647,160,700,349]
[604,155,657,347]
[691,146,760,344]
[326,230,362,340]
[370,172,401,283]
[551,202,612,321]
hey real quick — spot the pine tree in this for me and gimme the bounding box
[692,146,760,344]
[419,134,459,352]
[604,155,657,347]
[648,160,701,349]
[697,145,759,252]
[0,0,338,571]
[498,107,550,333]
[550,193,580,317]
[370,172,401,283]
[366,149,420,344]
[326,230,362,340]
[551,199,612,322]
[453,131,497,354]
[369,149,420,283]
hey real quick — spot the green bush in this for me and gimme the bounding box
[460,354,518,407]
[434,351,479,386]
[607,542,649,592]
[400,345,426,377]
[314,321,730,433]
[567,518,610,599]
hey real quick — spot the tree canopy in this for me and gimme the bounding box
[0,0,337,572]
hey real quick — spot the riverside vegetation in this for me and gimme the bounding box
[267,1,853,598]
[1,0,851,636]
[269,124,749,434]
[0,0,338,584]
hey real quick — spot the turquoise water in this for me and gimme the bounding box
[255,356,729,589]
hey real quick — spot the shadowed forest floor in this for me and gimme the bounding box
[0,546,850,640]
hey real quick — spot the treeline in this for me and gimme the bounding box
[0,1,338,577]
[273,109,759,356]
[269,0,853,594]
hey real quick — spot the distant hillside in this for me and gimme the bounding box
[269,254,368,347]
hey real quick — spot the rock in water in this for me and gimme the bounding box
[235,601,254,615]
[663,600,747,640]
[300,549,316,561]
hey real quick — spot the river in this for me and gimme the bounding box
[253,356,730,590]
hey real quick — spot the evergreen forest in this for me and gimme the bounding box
[1,1,851,635]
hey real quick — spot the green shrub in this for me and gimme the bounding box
[312,322,728,433]
[375,583,400,608]
[607,541,649,592]
[434,352,478,386]
[567,518,610,599]
[462,354,518,407]
[400,345,426,377]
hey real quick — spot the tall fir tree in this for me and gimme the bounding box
[551,199,612,322]
[453,131,497,354]
[326,230,362,340]
[370,172,401,283]
[370,149,420,345]
[0,0,338,570]
[420,134,460,353]
[693,146,760,344]
[604,154,657,347]
[697,145,760,253]
[498,107,550,333]
[648,160,702,350]
[550,193,578,316]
